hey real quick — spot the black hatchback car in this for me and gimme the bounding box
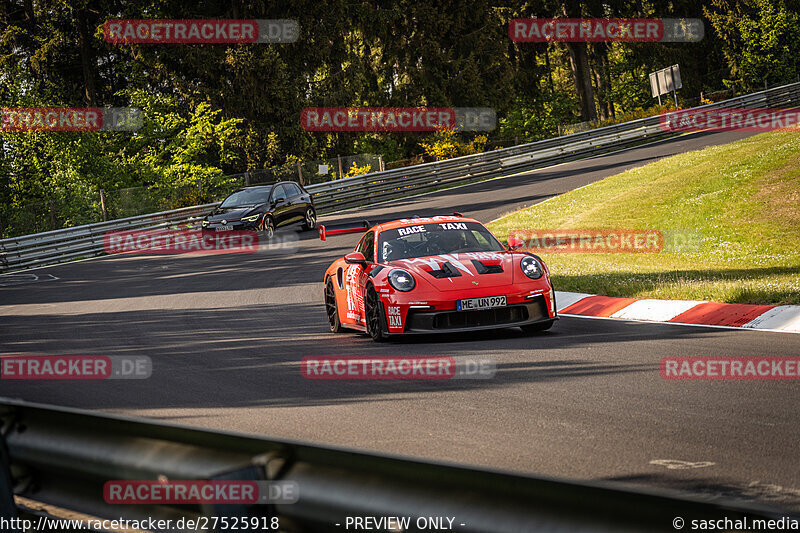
[201,182,316,238]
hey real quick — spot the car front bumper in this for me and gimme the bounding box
[201,221,257,232]
[400,295,555,334]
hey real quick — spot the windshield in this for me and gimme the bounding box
[378,221,505,262]
[219,188,270,208]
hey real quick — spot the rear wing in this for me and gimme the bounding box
[318,212,466,241]
[318,220,373,241]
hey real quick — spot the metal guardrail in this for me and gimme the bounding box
[0,203,218,272]
[304,81,800,214]
[0,398,786,532]
[3,82,800,273]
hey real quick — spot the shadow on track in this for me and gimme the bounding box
[0,299,728,412]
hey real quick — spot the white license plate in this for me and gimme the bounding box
[215,225,234,231]
[457,295,507,311]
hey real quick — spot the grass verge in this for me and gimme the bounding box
[488,131,800,305]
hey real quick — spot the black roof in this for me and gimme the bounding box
[231,180,302,193]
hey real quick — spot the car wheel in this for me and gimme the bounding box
[260,216,275,240]
[301,207,317,231]
[365,285,387,342]
[325,279,343,333]
[520,320,555,335]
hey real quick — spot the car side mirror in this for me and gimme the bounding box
[507,236,525,251]
[344,252,367,265]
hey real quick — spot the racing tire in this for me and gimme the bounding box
[325,279,343,333]
[520,319,555,335]
[260,216,275,240]
[301,207,317,231]
[365,285,388,342]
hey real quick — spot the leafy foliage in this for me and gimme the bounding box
[705,0,800,90]
[1,0,797,237]
[419,130,488,160]
[342,162,372,178]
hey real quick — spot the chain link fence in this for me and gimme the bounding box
[0,154,383,239]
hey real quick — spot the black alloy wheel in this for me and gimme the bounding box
[325,279,343,333]
[365,285,387,342]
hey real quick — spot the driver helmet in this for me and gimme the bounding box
[436,230,463,252]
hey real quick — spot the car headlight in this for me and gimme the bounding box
[520,256,543,280]
[241,214,261,222]
[387,269,416,292]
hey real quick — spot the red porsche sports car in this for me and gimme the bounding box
[320,214,557,341]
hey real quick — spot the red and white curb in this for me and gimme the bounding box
[555,291,800,334]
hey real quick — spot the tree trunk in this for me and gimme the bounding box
[561,1,598,122]
[591,42,614,120]
[601,44,615,118]
[591,52,606,120]
[76,9,97,105]
[567,42,597,122]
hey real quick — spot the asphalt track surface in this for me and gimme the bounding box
[2,130,800,513]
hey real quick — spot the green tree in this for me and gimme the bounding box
[705,0,800,90]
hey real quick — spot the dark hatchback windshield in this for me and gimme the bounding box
[378,221,505,262]
[219,186,271,208]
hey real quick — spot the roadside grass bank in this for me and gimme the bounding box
[488,131,800,305]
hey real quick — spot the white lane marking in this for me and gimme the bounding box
[486,131,709,224]
[488,180,598,224]
[650,459,716,470]
[0,273,59,287]
[324,131,703,220]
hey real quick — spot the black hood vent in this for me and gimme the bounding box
[426,262,462,278]
[471,260,503,274]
